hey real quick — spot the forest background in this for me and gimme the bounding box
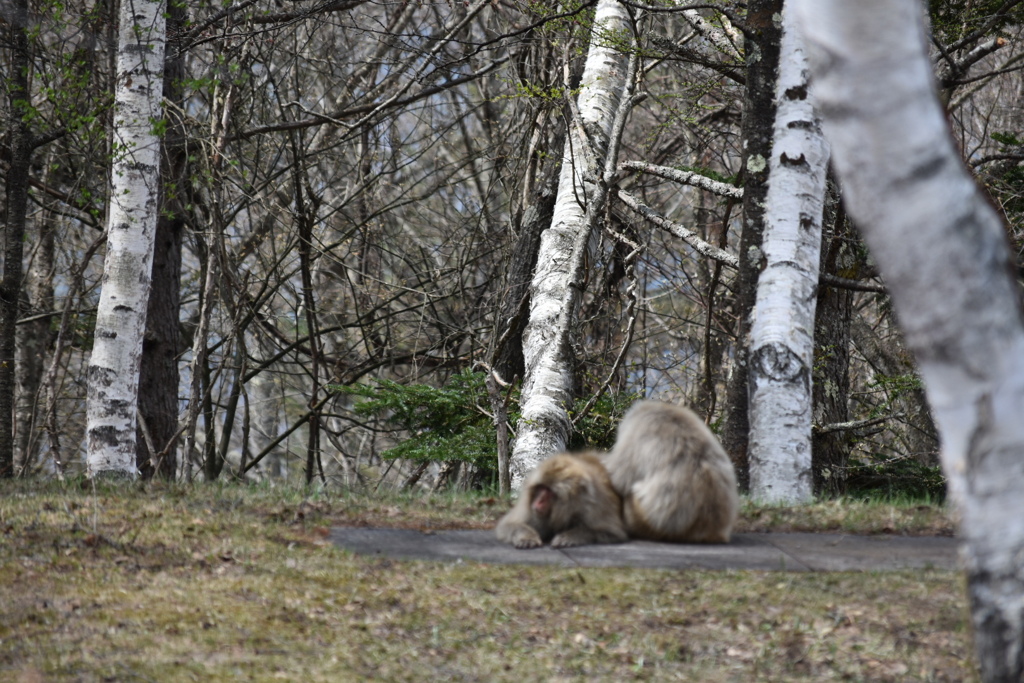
[1,0,1022,498]
[5,1,1024,679]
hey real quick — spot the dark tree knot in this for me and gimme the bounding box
[750,342,807,383]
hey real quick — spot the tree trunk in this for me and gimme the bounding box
[747,4,830,503]
[86,0,166,479]
[137,211,183,479]
[137,0,186,480]
[15,210,55,474]
[510,0,632,487]
[296,175,324,486]
[692,173,733,422]
[795,0,1024,678]
[490,144,562,495]
[1,0,33,479]
[492,152,561,385]
[185,75,235,480]
[720,0,783,492]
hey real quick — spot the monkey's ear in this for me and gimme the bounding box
[531,485,555,516]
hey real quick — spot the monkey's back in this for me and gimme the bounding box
[605,401,738,543]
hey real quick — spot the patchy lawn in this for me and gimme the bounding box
[1,481,972,681]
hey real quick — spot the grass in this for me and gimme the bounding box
[1,480,972,681]
[737,495,954,536]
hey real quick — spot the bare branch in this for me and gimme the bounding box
[619,160,743,198]
[617,189,739,266]
[814,414,899,435]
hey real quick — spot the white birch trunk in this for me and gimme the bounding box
[85,0,166,479]
[747,7,830,503]
[510,0,632,488]
[794,1,1024,679]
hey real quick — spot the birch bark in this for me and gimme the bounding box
[794,0,1024,678]
[86,0,166,479]
[747,6,830,503]
[510,0,632,487]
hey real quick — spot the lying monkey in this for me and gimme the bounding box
[494,451,627,549]
[495,401,738,547]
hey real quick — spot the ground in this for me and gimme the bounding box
[1,481,973,682]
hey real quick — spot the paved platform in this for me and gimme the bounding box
[329,527,959,572]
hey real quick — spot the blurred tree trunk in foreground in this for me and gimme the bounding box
[796,0,1024,678]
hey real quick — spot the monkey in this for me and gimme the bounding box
[495,451,628,549]
[601,400,738,544]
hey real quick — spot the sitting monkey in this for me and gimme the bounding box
[603,400,738,543]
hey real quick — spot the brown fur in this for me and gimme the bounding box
[602,400,738,543]
[495,451,628,549]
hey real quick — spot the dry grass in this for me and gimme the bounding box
[737,497,955,536]
[1,480,972,682]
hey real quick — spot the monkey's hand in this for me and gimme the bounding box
[506,526,544,549]
[550,528,596,548]
[552,526,627,547]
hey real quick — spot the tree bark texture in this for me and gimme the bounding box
[747,5,829,504]
[15,210,55,473]
[510,0,631,488]
[137,212,183,479]
[86,0,166,479]
[492,155,561,384]
[1,0,33,478]
[137,1,187,480]
[490,157,560,495]
[720,0,783,492]
[795,0,1024,679]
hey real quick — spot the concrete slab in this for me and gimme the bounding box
[329,527,960,572]
[763,531,958,571]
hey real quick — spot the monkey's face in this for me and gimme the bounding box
[533,476,588,533]
[527,483,558,541]
[531,484,555,517]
